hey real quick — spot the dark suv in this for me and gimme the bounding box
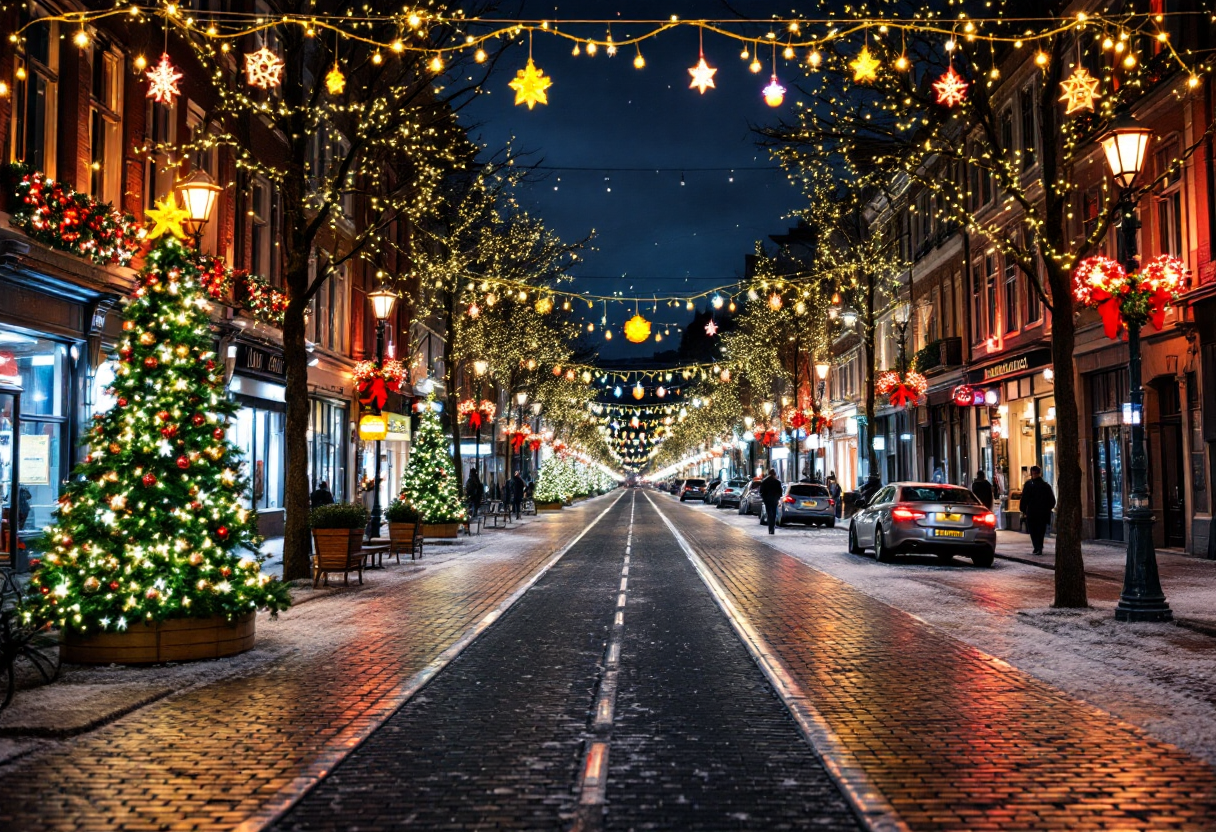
[679,478,708,501]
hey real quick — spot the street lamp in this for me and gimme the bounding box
[175,170,222,250]
[1100,112,1170,622]
[514,390,529,477]
[364,287,397,541]
[470,359,490,484]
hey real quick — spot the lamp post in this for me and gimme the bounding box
[815,361,830,481]
[514,390,528,478]
[892,303,911,481]
[1099,112,1171,622]
[365,287,398,541]
[176,170,222,251]
[471,359,489,484]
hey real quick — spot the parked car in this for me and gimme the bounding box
[666,479,683,495]
[737,479,764,516]
[714,478,750,509]
[848,482,996,567]
[679,478,708,501]
[702,478,722,503]
[759,483,836,527]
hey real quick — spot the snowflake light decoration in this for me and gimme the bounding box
[244,47,285,90]
[1059,66,1101,115]
[145,53,183,105]
[933,66,969,108]
[509,58,552,109]
[704,318,719,336]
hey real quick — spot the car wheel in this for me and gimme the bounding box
[848,523,864,554]
[972,550,995,568]
[737,502,746,515]
[875,527,895,563]
[825,519,836,529]
[680,495,686,502]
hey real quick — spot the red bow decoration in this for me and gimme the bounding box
[529,438,543,452]
[888,385,916,409]
[761,429,780,447]
[358,377,389,411]
[1073,255,1185,341]
[511,430,530,451]
[788,411,809,430]
[354,360,407,411]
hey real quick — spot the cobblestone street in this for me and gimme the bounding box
[5,489,1216,831]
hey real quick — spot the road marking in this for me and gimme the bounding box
[613,611,624,626]
[233,492,627,832]
[645,492,909,832]
[607,642,620,665]
[619,577,628,591]
[579,742,609,803]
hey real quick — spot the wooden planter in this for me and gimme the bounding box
[534,502,563,511]
[422,522,458,539]
[60,613,256,665]
[312,527,365,587]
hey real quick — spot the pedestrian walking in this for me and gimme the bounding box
[932,464,946,484]
[309,481,334,509]
[511,470,526,519]
[1019,465,1056,555]
[760,468,783,535]
[465,469,485,518]
[971,470,995,509]
[827,475,843,519]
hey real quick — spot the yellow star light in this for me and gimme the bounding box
[688,56,717,93]
[933,66,969,108]
[509,58,552,109]
[144,196,190,241]
[1059,66,1101,115]
[244,47,285,89]
[850,46,880,83]
[145,53,182,105]
[325,63,346,95]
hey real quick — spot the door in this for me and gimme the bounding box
[0,390,20,568]
[1094,425,1125,542]
[1160,421,1186,548]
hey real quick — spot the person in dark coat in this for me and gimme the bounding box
[465,469,485,518]
[511,471,526,519]
[827,475,843,519]
[1019,465,1056,555]
[857,474,882,505]
[971,470,995,509]
[759,469,783,535]
[309,481,334,509]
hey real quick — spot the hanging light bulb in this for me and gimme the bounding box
[763,74,786,107]
[613,385,622,398]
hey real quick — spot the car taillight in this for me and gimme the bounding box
[975,512,997,526]
[828,499,835,507]
[891,506,926,521]
[783,495,796,503]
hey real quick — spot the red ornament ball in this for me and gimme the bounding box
[216,526,229,538]
[108,581,120,591]
[192,414,206,427]
[190,501,202,511]
[161,425,178,438]
[119,347,133,361]
[144,356,158,369]
[212,428,225,440]
[176,456,190,470]
[142,472,157,487]
[157,410,171,422]
[117,397,128,407]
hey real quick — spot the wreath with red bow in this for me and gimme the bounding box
[510,427,532,451]
[1073,254,1186,340]
[876,370,928,409]
[458,399,497,428]
[355,360,407,411]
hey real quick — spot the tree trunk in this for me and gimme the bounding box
[444,298,464,496]
[281,295,312,581]
[1045,264,1088,607]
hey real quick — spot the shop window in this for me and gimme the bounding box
[145,98,176,210]
[309,398,348,502]
[89,47,123,206]
[1155,140,1184,259]
[230,404,285,512]
[90,357,118,415]
[250,179,278,281]
[10,7,58,175]
[1003,251,1019,333]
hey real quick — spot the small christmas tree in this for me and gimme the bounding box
[27,233,289,634]
[535,454,578,504]
[401,399,467,523]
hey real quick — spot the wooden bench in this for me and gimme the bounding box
[485,501,513,529]
[312,530,366,587]
[361,544,392,569]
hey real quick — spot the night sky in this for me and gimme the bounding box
[462,2,808,356]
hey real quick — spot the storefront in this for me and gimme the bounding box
[829,410,859,491]
[917,391,970,487]
[309,395,350,503]
[228,340,286,537]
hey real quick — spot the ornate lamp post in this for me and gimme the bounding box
[514,390,528,477]
[815,361,830,480]
[531,402,543,477]
[1099,113,1171,622]
[471,359,489,481]
[365,287,397,541]
[892,303,911,481]
[175,170,222,251]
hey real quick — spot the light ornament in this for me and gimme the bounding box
[534,296,554,314]
[145,53,183,105]
[509,58,552,109]
[768,293,783,310]
[689,56,717,94]
[933,66,969,108]
[633,383,645,400]
[763,74,786,107]
[244,47,285,90]
[325,63,346,95]
[1059,66,1101,115]
[624,314,652,343]
[144,197,190,241]
[850,46,880,83]
[704,318,718,336]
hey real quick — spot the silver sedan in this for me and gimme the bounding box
[848,482,996,566]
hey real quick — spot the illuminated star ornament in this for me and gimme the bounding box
[325,63,346,95]
[933,66,969,107]
[1059,66,1101,115]
[850,46,880,83]
[144,196,190,241]
[245,47,285,90]
[509,58,552,109]
[145,53,182,105]
[689,55,717,94]
[704,318,719,336]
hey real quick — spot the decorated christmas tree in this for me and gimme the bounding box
[534,454,578,504]
[26,228,289,634]
[401,398,467,523]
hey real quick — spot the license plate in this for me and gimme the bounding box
[802,501,817,508]
[938,513,963,522]
[934,529,965,538]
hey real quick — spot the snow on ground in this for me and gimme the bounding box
[668,493,1216,767]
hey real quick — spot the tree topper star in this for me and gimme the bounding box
[933,66,969,107]
[1059,66,1101,115]
[688,55,717,94]
[144,196,190,241]
[850,46,880,83]
[509,58,552,109]
[704,318,719,336]
[145,53,183,105]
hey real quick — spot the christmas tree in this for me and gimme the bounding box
[401,399,467,523]
[534,455,577,504]
[26,232,289,634]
